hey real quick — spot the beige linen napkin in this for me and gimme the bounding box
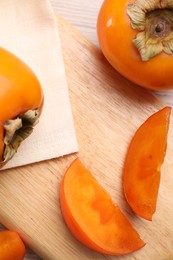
[0,0,78,169]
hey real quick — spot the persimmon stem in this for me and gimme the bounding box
[127,0,173,61]
[1,109,39,164]
[155,24,164,33]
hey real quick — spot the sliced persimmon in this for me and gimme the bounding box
[123,106,171,221]
[60,158,145,255]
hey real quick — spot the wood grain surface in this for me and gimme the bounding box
[0,15,173,260]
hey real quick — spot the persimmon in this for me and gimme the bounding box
[0,230,26,260]
[60,158,145,255]
[97,0,173,90]
[123,107,171,221]
[0,48,44,167]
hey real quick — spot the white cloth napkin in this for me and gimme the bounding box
[0,0,78,169]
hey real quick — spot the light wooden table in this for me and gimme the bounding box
[1,0,173,259]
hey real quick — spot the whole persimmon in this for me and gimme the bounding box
[0,230,26,259]
[0,48,44,167]
[97,0,173,90]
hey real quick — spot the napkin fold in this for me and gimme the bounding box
[0,0,78,169]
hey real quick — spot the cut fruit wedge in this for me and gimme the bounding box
[60,158,145,255]
[123,106,171,221]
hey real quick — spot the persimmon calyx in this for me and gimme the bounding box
[1,109,39,164]
[127,0,173,61]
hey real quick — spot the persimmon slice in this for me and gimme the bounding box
[60,158,145,255]
[123,106,171,221]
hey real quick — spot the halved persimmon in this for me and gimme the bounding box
[123,106,171,221]
[60,158,145,255]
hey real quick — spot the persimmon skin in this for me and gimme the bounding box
[60,158,145,255]
[123,107,171,221]
[0,48,44,161]
[97,0,173,90]
[0,230,26,260]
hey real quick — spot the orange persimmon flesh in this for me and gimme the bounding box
[123,106,171,221]
[0,230,26,260]
[60,158,145,255]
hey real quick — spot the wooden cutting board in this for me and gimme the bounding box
[0,16,173,260]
